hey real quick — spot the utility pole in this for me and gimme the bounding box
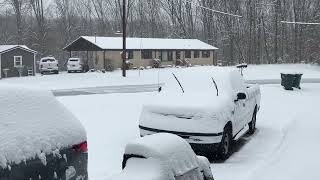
[122,0,127,77]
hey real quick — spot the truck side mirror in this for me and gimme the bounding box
[235,92,246,102]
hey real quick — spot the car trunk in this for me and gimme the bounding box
[0,145,88,180]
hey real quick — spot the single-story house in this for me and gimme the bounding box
[0,45,37,78]
[63,36,218,69]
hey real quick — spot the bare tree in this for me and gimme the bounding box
[30,0,47,54]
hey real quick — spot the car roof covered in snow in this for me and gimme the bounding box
[124,133,200,177]
[0,85,86,168]
[70,36,218,50]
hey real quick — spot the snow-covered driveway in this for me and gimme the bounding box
[58,83,320,180]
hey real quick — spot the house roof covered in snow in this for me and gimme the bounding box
[0,45,37,54]
[63,36,218,51]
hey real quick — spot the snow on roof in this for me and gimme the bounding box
[0,85,86,168]
[80,36,218,50]
[0,45,37,54]
[125,133,200,177]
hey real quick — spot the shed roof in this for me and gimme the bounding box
[0,45,37,54]
[64,36,218,51]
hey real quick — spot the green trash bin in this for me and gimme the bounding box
[281,73,295,90]
[293,74,303,89]
[281,73,303,90]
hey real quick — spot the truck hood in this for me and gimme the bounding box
[139,92,233,134]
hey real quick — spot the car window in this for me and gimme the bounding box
[41,59,55,62]
[69,59,79,62]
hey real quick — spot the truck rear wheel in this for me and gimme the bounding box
[248,108,257,135]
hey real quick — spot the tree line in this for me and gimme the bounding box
[0,0,320,65]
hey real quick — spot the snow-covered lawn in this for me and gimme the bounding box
[1,64,320,90]
[58,83,320,180]
[2,64,319,179]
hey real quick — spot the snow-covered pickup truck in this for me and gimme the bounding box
[139,69,261,160]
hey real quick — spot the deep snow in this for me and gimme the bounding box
[1,64,319,179]
[59,83,320,180]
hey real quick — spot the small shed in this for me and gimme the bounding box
[0,45,37,78]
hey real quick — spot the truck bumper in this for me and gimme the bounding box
[139,125,223,147]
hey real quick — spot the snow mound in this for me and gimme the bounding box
[0,85,86,168]
[125,133,200,177]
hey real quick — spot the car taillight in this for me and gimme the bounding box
[72,141,87,152]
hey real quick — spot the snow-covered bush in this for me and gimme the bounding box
[153,58,161,68]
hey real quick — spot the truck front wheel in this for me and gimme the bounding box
[217,126,232,160]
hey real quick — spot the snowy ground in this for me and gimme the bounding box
[58,83,320,180]
[2,64,320,180]
[1,64,320,90]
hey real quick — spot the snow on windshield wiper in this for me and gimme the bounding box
[172,73,185,93]
[211,77,219,96]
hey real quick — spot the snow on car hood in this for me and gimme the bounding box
[108,158,172,180]
[140,92,233,133]
[0,85,86,168]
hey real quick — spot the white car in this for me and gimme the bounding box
[67,58,84,73]
[139,69,261,160]
[39,56,59,74]
[107,133,214,180]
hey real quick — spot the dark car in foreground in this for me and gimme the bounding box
[0,85,87,180]
[108,133,214,180]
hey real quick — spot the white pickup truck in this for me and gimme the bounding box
[139,69,261,160]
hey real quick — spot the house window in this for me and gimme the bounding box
[202,51,211,58]
[185,51,191,58]
[14,56,23,67]
[176,51,181,59]
[142,50,152,59]
[128,50,134,59]
[194,51,200,58]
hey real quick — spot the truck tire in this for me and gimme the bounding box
[248,108,257,135]
[217,126,232,160]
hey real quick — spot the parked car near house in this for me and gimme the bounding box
[139,69,261,160]
[67,58,84,73]
[0,85,88,180]
[107,133,214,180]
[39,56,59,74]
